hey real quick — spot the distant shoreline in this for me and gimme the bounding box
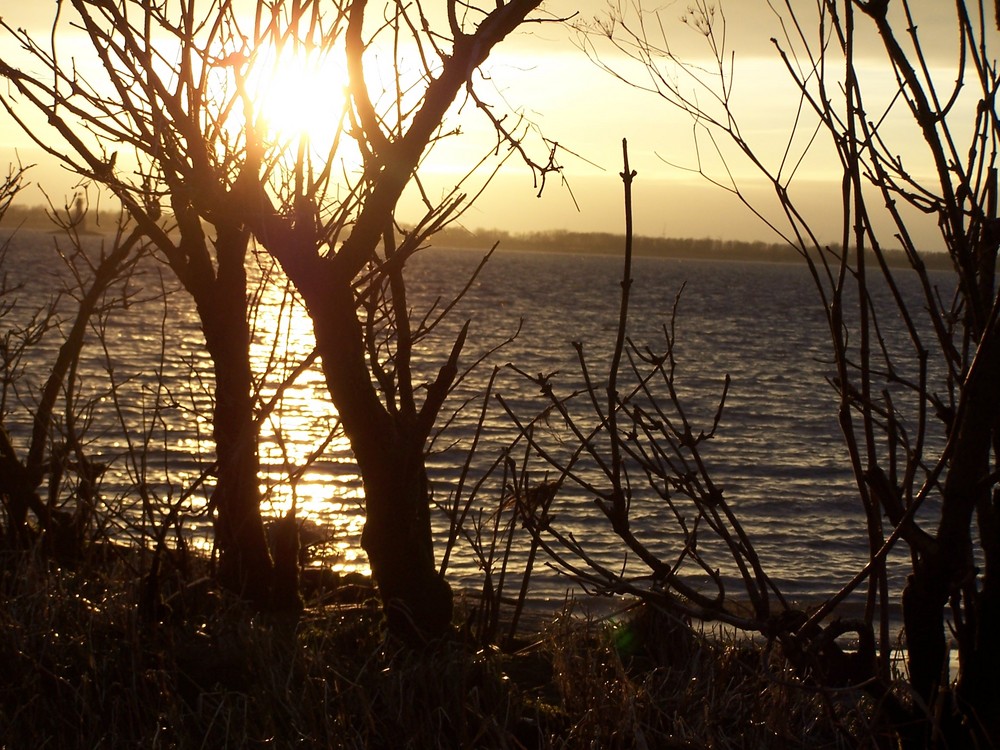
[427,226,956,271]
[2,204,955,271]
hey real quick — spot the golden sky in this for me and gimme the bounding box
[0,1,961,248]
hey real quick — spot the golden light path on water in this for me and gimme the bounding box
[162,35,373,573]
[243,44,364,575]
[183,260,370,576]
[255,274,370,576]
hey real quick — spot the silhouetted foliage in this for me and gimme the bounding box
[0,0,560,639]
[517,1,999,746]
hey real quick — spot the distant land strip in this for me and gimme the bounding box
[3,203,956,271]
[428,226,956,271]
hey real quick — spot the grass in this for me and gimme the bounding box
[0,549,895,749]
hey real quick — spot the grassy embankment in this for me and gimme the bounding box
[0,546,893,749]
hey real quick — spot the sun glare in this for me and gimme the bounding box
[248,45,349,148]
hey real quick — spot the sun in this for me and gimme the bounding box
[247,44,349,147]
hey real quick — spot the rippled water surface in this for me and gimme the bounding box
[2,231,949,609]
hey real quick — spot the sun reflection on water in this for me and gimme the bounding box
[249,260,368,574]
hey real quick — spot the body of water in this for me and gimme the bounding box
[2,230,949,616]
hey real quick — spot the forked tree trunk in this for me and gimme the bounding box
[234,0,544,641]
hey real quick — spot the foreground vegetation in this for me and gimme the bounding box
[1,550,895,749]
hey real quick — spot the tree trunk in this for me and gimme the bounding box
[234,0,544,640]
[184,221,275,606]
[312,280,453,641]
[951,318,1000,744]
[361,458,453,642]
[205,329,273,606]
[903,316,1000,745]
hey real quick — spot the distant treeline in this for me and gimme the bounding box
[429,226,956,271]
[4,203,956,271]
[2,202,115,232]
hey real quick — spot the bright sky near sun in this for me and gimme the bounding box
[0,1,962,248]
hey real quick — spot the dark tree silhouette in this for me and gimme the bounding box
[0,4,285,605]
[0,166,147,556]
[1,0,556,637]
[232,0,551,640]
[500,1,999,745]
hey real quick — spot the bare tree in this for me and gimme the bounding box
[1,0,557,638]
[0,168,150,557]
[233,0,554,641]
[494,0,1000,745]
[499,143,786,650]
[0,2,290,604]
